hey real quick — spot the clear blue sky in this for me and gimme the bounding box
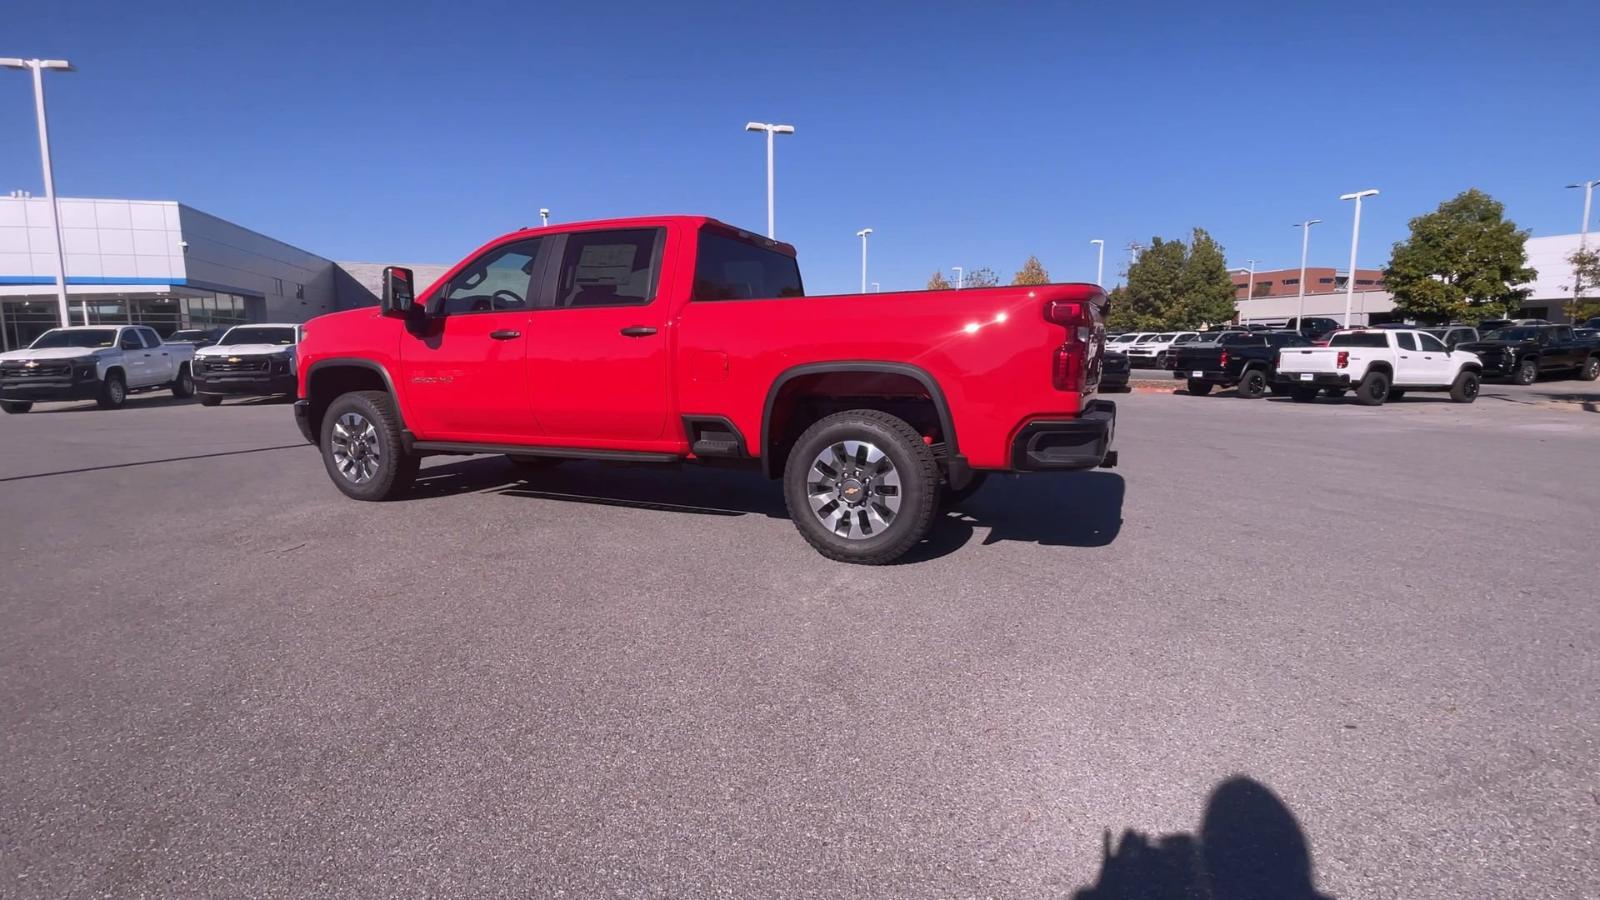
[5,0,1597,294]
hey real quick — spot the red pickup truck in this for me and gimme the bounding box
[294,216,1116,564]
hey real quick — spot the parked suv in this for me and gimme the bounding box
[1458,324,1600,384]
[194,324,303,405]
[0,325,195,413]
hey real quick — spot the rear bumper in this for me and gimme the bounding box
[293,399,315,444]
[1279,372,1352,388]
[0,378,101,402]
[1172,369,1237,386]
[195,372,298,396]
[1011,400,1117,471]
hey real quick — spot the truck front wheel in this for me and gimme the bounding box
[320,390,418,501]
[96,372,126,409]
[783,409,940,565]
[171,364,195,398]
[1579,356,1599,382]
[1449,370,1480,403]
[1513,359,1538,385]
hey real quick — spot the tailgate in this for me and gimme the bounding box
[1275,347,1341,373]
[1170,346,1225,371]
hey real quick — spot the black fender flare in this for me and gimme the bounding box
[305,358,407,428]
[759,361,960,478]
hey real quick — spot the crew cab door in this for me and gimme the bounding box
[522,228,672,445]
[399,237,547,442]
[1414,331,1456,383]
[1547,326,1578,369]
[116,328,153,386]
[1392,332,1430,384]
[139,328,174,383]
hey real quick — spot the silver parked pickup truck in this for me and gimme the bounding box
[0,325,196,413]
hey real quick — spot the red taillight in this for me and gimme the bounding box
[1337,351,1349,369]
[1219,349,1229,368]
[1044,297,1093,391]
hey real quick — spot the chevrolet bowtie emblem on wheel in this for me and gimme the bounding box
[845,486,859,495]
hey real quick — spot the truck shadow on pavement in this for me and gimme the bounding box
[407,457,1124,561]
[1073,776,1333,900]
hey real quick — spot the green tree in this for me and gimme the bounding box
[1562,247,1600,323]
[1172,229,1238,327]
[1119,237,1187,329]
[1384,189,1537,322]
[1011,255,1050,285]
[926,270,952,290]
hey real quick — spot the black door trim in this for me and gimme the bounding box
[409,440,681,463]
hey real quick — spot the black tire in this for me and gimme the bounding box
[1289,387,1320,403]
[507,454,562,471]
[199,394,224,407]
[941,472,989,509]
[1237,368,1268,399]
[1186,379,1213,396]
[1449,369,1480,403]
[319,390,418,501]
[783,409,940,565]
[1,400,32,414]
[1579,356,1600,382]
[1325,388,1349,398]
[96,372,127,409]
[1513,358,1538,385]
[1387,389,1406,400]
[171,363,195,398]
[1154,351,1167,369]
[1354,370,1390,406]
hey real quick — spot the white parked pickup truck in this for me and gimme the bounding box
[0,325,196,413]
[1274,328,1483,406]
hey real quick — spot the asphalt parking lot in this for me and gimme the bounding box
[3,383,1598,898]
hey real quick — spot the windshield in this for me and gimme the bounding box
[1155,333,1177,341]
[28,328,119,349]
[1110,334,1139,343]
[170,330,211,340]
[1483,327,1539,342]
[218,327,296,346]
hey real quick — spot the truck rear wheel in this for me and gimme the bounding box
[320,390,418,501]
[1186,380,1213,396]
[96,372,126,409]
[1,400,32,414]
[1449,370,1480,403]
[1513,359,1538,385]
[1237,369,1268,399]
[1354,370,1390,406]
[783,409,939,565]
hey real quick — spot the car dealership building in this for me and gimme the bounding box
[0,195,446,352]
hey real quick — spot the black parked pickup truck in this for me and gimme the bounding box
[1100,349,1131,392]
[1165,330,1314,398]
[1458,325,1600,384]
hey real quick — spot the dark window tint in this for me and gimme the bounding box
[1396,333,1417,351]
[30,328,118,349]
[554,229,662,308]
[220,326,297,346]
[119,330,143,350]
[1418,333,1447,352]
[1328,332,1389,348]
[441,238,544,314]
[1551,327,1574,342]
[693,232,804,301]
[1268,333,1311,347]
[1219,332,1264,345]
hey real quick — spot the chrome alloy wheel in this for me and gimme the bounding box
[330,412,382,484]
[806,440,902,540]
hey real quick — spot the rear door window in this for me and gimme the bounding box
[1397,333,1418,351]
[693,231,804,301]
[554,229,664,308]
[1328,332,1390,348]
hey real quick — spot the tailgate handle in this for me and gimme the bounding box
[489,330,521,340]
[620,326,657,337]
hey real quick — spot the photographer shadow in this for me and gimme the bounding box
[1074,777,1333,900]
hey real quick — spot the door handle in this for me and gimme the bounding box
[620,326,657,337]
[489,330,521,340]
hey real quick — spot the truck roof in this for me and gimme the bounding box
[503,215,798,258]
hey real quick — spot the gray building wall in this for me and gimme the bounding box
[176,205,337,321]
[334,262,453,308]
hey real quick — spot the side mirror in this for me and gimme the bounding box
[381,266,416,316]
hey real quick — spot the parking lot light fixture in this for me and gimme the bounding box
[1293,219,1322,331]
[856,228,873,294]
[1090,239,1105,286]
[1338,189,1378,327]
[953,266,963,290]
[745,122,795,238]
[539,208,550,228]
[2,58,76,328]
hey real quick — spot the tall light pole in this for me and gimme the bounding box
[1569,179,1598,304]
[1240,258,1259,323]
[1293,218,1322,330]
[539,208,550,228]
[1338,190,1378,327]
[856,228,872,293]
[2,58,75,328]
[744,122,794,238]
[1090,239,1105,285]
[952,266,963,290]
[870,281,880,293]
